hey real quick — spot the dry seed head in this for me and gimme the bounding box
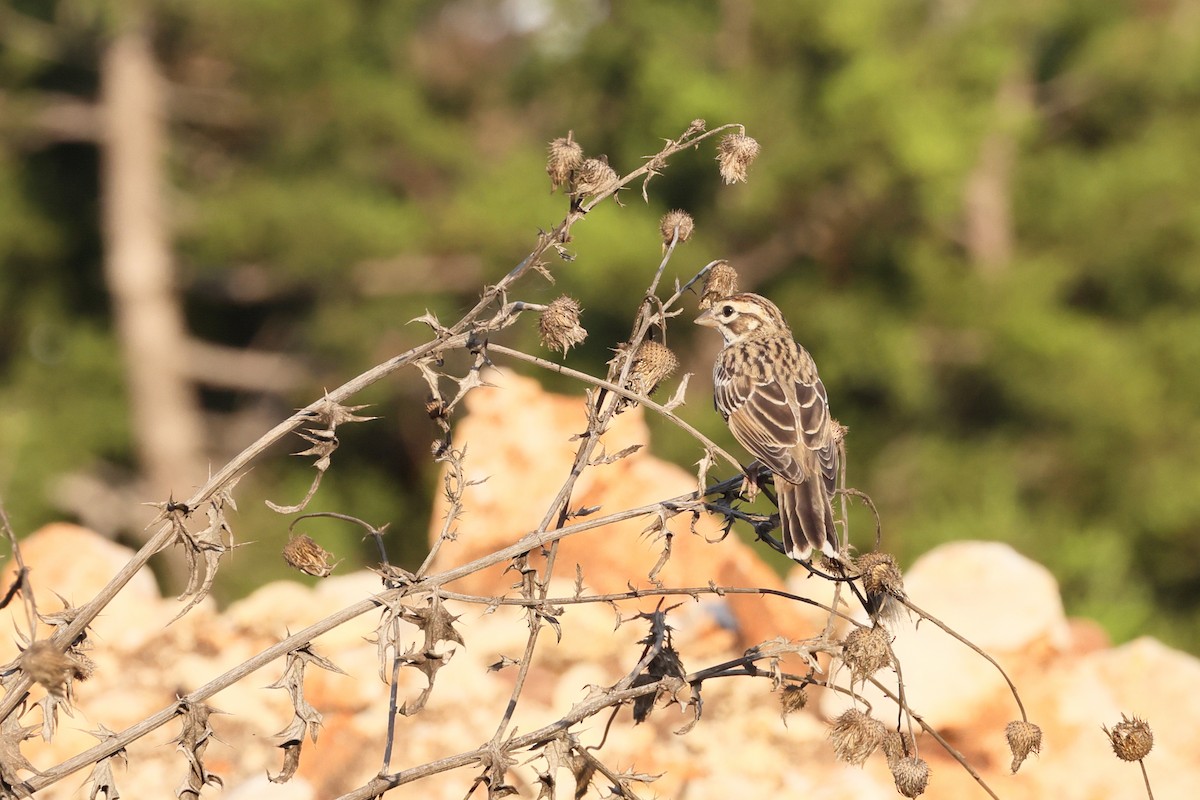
[685,118,707,136]
[830,708,886,766]
[1104,714,1153,762]
[856,551,904,596]
[840,624,892,683]
[882,729,915,768]
[546,133,583,193]
[659,210,695,250]
[1006,720,1043,772]
[539,295,588,356]
[21,641,79,698]
[779,684,808,718]
[283,534,336,578]
[716,132,761,184]
[699,260,740,309]
[627,341,679,397]
[892,755,931,797]
[573,157,618,198]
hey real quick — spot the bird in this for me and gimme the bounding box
[695,292,841,562]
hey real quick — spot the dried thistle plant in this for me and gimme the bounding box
[547,132,583,193]
[698,260,739,309]
[840,624,891,685]
[573,156,618,199]
[716,132,760,184]
[1104,714,1153,762]
[625,341,678,398]
[881,729,915,768]
[539,296,588,356]
[20,641,80,699]
[0,121,1034,800]
[778,684,808,721]
[829,708,886,766]
[282,534,338,578]
[659,209,695,251]
[891,755,930,797]
[855,550,906,620]
[1006,720,1042,772]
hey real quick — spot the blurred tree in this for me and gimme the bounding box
[0,0,1198,646]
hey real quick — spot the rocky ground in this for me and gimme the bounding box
[2,371,1196,799]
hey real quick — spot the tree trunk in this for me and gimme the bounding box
[100,19,205,532]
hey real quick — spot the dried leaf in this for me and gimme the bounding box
[173,702,224,799]
[662,373,691,412]
[171,483,243,622]
[81,728,125,800]
[267,647,345,783]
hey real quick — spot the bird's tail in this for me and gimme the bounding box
[778,479,840,562]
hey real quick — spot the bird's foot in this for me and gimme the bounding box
[739,463,762,502]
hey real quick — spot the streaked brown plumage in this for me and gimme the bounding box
[696,293,841,561]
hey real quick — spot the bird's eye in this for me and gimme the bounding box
[720,305,735,318]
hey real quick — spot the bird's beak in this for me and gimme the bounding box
[694,308,718,327]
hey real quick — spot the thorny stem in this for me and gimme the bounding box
[436,583,863,630]
[382,617,405,773]
[0,500,36,642]
[572,743,648,800]
[487,343,741,469]
[335,681,667,800]
[485,207,690,749]
[23,477,756,791]
[0,121,727,724]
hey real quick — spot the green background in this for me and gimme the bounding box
[2,0,1198,649]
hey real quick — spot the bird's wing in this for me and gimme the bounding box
[716,361,806,483]
[794,372,839,495]
[716,353,838,491]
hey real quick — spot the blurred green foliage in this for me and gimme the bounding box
[2,0,1199,648]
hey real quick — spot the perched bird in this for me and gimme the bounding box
[696,293,841,561]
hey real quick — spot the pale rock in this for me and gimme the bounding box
[0,522,168,658]
[822,541,1071,728]
[4,378,1200,800]
[427,369,826,653]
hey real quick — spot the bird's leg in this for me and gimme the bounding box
[739,460,763,502]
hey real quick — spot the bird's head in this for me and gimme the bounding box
[695,293,788,345]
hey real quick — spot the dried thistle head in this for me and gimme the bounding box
[573,157,618,198]
[829,708,886,766]
[698,260,739,309]
[1104,714,1153,762]
[283,534,337,578]
[1006,720,1043,772]
[21,641,79,698]
[539,296,588,356]
[716,132,760,184]
[881,729,915,768]
[855,550,906,620]
[779,684,808,720]
[840,624,892,684]
[892,755,931,797]
[546,132,583,193]
[659,210,695,251]
[685,118,707,136]
[626,341,678,397]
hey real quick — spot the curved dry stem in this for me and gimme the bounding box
[866,676,1001,800]
[487,343,741,470]
[901,597,1028,723]
[1139,758,1156,800]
